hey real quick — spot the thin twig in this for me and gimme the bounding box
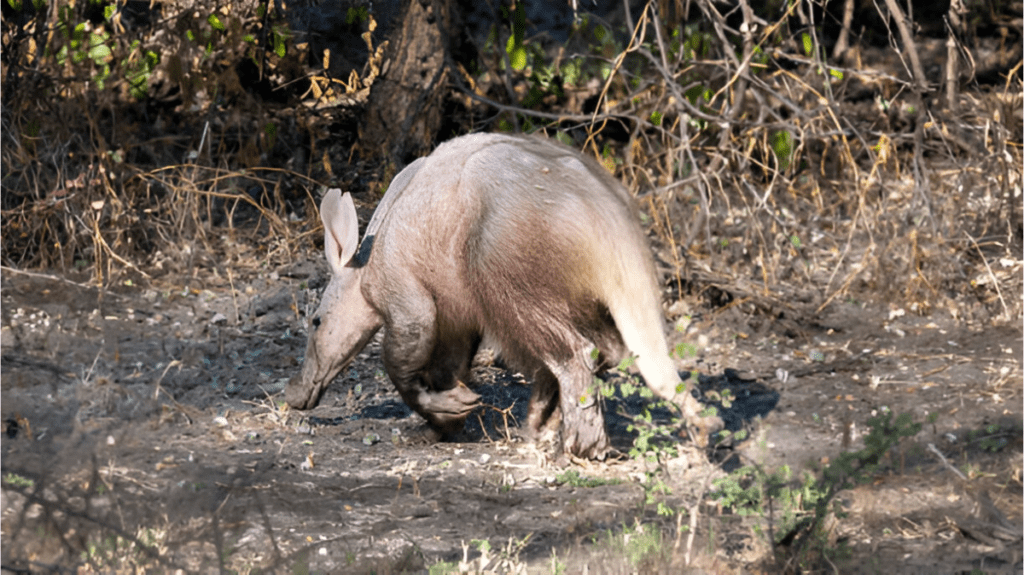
[880,0,930,91]
[453,82,635,125]
[683,464,717,565]
[227,266,241,325]
[0,265,130,299]
[927,443,967,481]
[966,232,1010,319]
[152,359,183,402]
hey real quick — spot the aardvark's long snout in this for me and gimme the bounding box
[284,372,323,409]
[284,353,340,409]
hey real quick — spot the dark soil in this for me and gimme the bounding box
[2,256,1020,574]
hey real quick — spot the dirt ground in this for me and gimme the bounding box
[1,250,1021,574]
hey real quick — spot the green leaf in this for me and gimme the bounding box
[126,49,157,100]
[684,83,707,105]
[674,341,698,359]
[73,22,87,44]
[93,64,110,90]
[649,110,663,126]
[3,473,34,488]
[274,31,286,58]
[88,32,112,63]
[510,46,526,70]
[505,1,526,71]
[600,381,615,398]
[771,130,793,169]
[801,33,813,56]
[562,58,581,86]
[506,35,526,70]
[264,122,278,150]
[346,6,369,25]
[104,4,115,20]
[207,13,225,31]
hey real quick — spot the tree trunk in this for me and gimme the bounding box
[361,0,454,164]
[944,0,968,111]
[831,0,855,61]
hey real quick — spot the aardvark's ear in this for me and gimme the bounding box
[320,189,359,275]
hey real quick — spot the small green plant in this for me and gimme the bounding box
[601,370,685,513]
[668,24,712,61]
[600,521,669,571]
[714,411,922,569]
[556,469,622,488]
[967,424,1015,453]
[484,9,630,128]
[447,535,530,573]
[346,6,369,25]
[3,473,34,488]
[79,528,166,572]
[673,341,699,360]
[771,130,794,171]
[548,547,567,574]
[429,560,459,575]
[55,9,114,86]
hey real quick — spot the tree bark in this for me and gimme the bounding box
[944,0,968,111]
[361,0,454,164]
[831,0,855,61]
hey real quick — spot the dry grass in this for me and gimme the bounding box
[0,0,346,287]
[3,1,1020,326]
[540,2,1024,325]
